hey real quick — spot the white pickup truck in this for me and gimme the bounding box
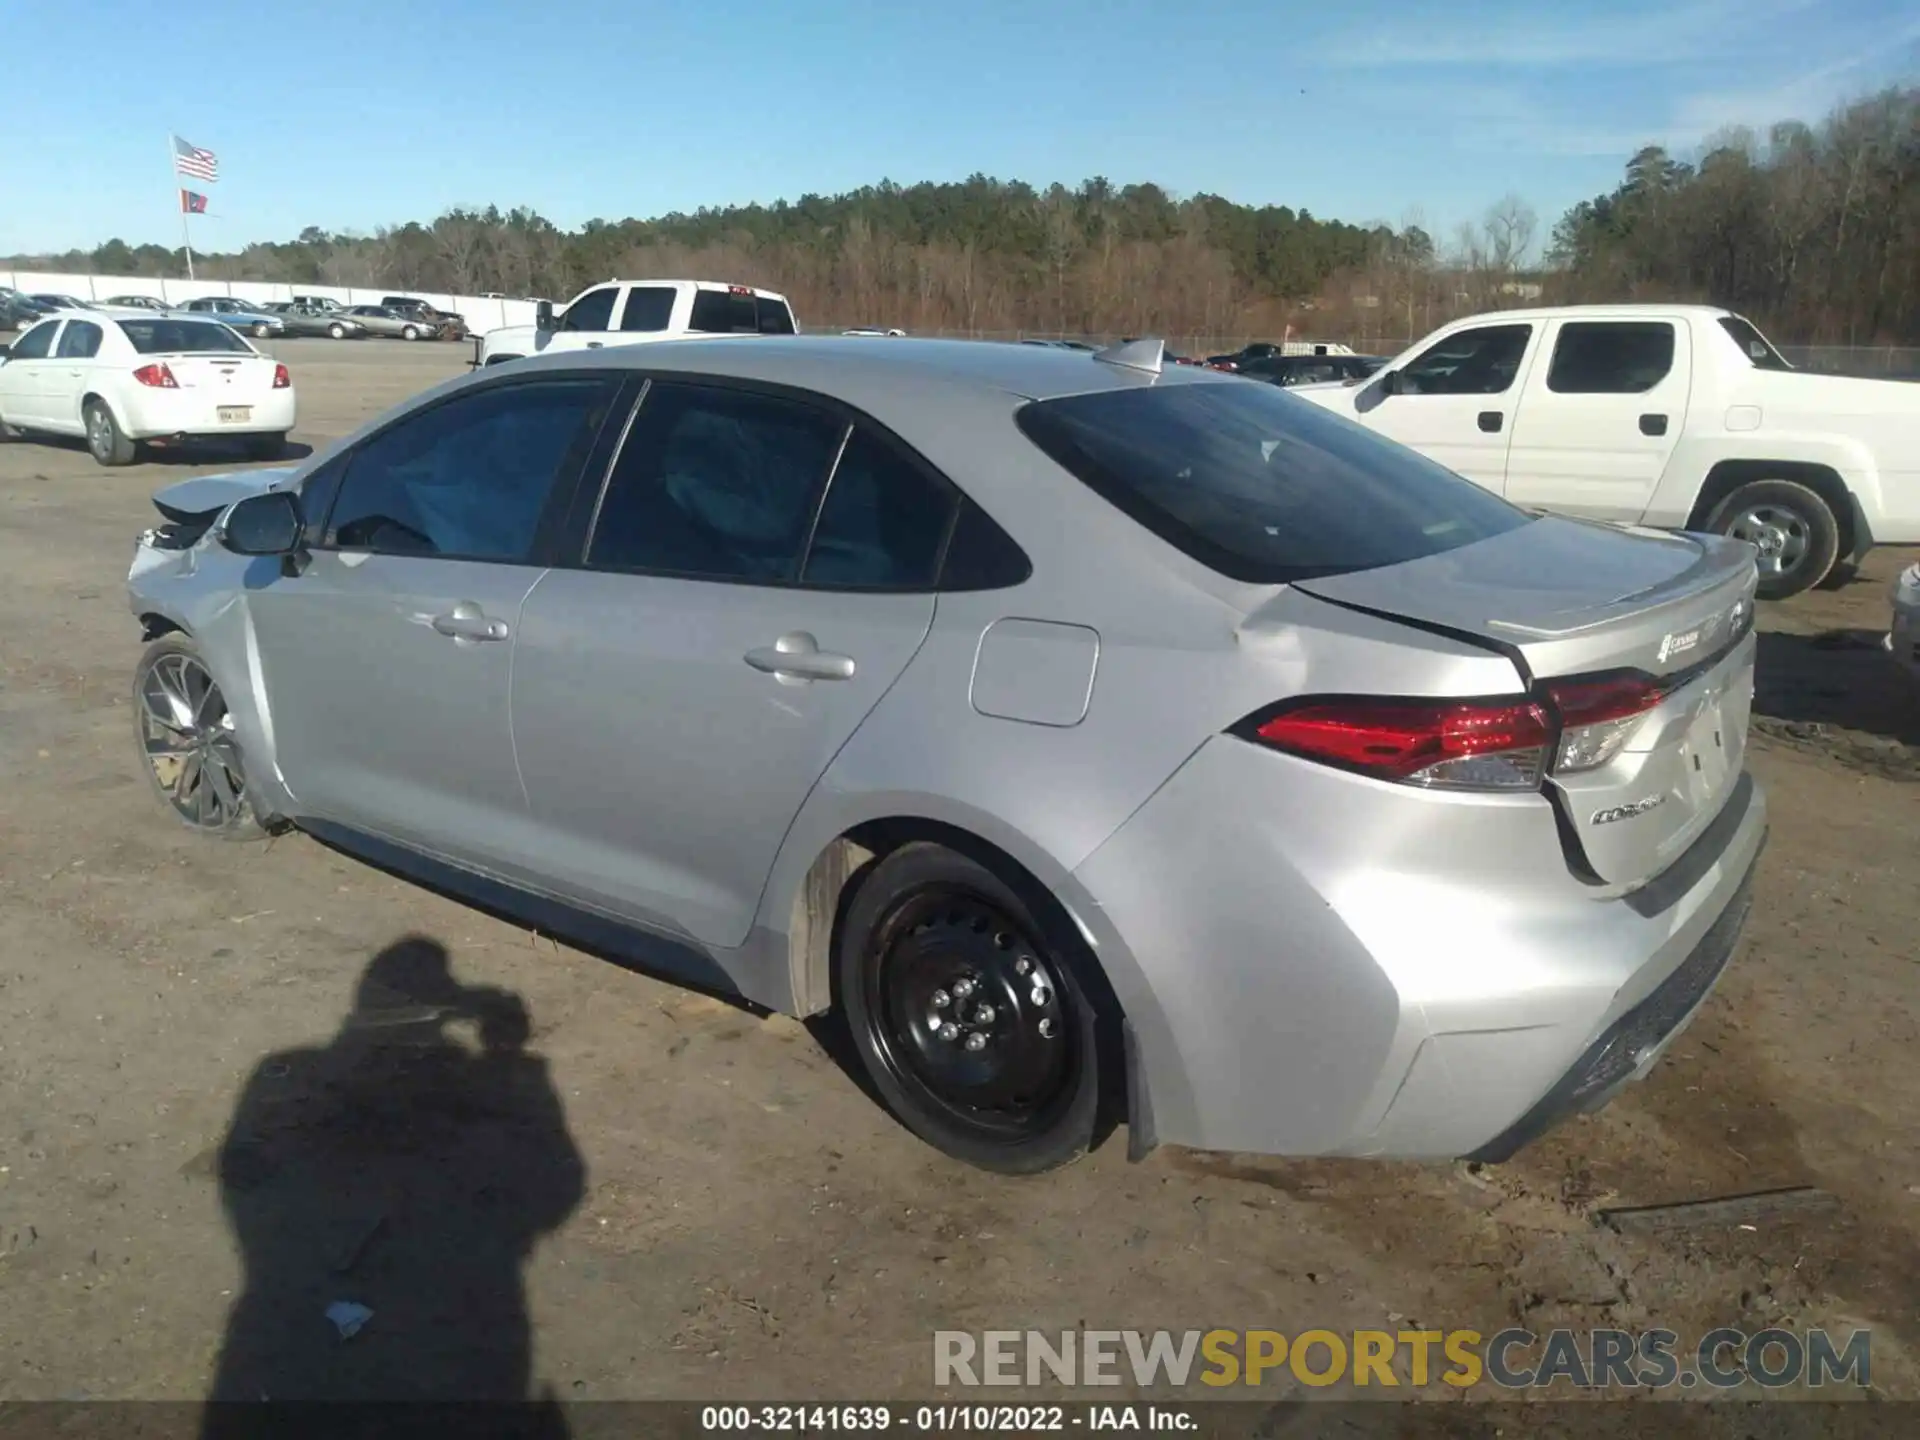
[1294,304,1920,598]
[477,279,797,367]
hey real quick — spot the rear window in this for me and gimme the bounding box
[1016,381,1532,585]
[117,319,254,355]
[1717,316,1791,371]
[689,289,794,335]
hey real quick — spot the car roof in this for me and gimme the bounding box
[1446,303,1736,326]
[505,334,1230,403]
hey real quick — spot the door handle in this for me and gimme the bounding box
[745,631,855,682]
[1639,413,1669,436]
[1477,411,1503,433]
[586,342,604,349]
[430,601,509,643]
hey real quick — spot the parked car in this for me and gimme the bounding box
[104,295,174,313]
[270,300,368,340]
[180,297,287,339]
[381,296,467,341]
[1292,304,1920,599]
[1019,339,1098,351]
[342,305,440,341]
[31,292,94,313]
[121,335,1762,1174]
[0,314,294,466]
[1891,561,1920,684]
[1238,353,1388,387]
[478,280,796,365]
[1208,341,1358,372]
[0,287,51,330]
[843,328,907,337]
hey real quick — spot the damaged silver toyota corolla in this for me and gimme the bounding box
[125,336,1767,1174]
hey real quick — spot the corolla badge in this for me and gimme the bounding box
[1592,795,1667,825]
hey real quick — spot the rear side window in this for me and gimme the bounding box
[55,321,103,359]
[117,320,252,354]
[1016,381,1532,585]
[587,381,844,582]
[1546,322,1675,393]
[1717,316,1791,371]
[803,429,957,589]
[619,287,676,332]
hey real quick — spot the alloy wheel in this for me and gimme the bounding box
[138,652,248,829]
[1727,504,1810,579]
[859,888,1077,1143]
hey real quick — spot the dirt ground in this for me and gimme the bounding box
[0,338,1915,1412]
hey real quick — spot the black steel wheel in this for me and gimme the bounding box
[839,843,1102,1173]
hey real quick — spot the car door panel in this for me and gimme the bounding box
[0,321,60,425]
[241,374,625,877]
[510,577,935,946]
[1359,322,1538,494]
[1503,319,1692,521]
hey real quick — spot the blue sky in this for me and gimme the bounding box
[6,0,1916,257]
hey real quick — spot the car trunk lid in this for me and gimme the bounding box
[1292,516,1759,890]
[160,352,280,401]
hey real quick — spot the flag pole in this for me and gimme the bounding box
[169,135,195,280]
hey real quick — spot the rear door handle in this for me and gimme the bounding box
[430,601,510,643]
[1640,413,1669,436]
[585,342,604,349]
[1477,411,1503,433]
[745,631,855,682]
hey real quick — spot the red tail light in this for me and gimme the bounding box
[1544,674,1668,773]
[1246,697,1552,790]
[132,362,178,389]
[272,363,290,389]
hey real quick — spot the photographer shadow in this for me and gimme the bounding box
[200,936,583,1436]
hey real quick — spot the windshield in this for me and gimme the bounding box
[1717,315,1792,371]
[117,319,256,355]
[1016,379,1532,585]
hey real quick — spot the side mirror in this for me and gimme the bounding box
[536,300,557,331]
[221,491,305,556]
[1377,369,1404,397]
[0,343,9,362]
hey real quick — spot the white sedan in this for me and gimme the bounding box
[0,313,296,467]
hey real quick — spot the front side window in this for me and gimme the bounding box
[1546,322,1676,393]
[587,382,844,582]
[8,322,57,360]
[1017,380,1532,585]
[802,429,958,589]
[323,378,619,561]
[558,287,618,332]
[1394,323,1533,396]
[619,287,676,333]
[55,321,103,359]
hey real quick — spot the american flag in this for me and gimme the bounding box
[172,135,218,182]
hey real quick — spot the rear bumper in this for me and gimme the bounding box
[1070,736,1769,1160]
[122,389,296,438]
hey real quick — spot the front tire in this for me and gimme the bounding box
[84,399,137,466]
[401,324,420,341]
[327,322,347,340]
[1706,479,1840,600]
[133,635,269,841]
[838,843,1104,1174]
[253,323,271,338]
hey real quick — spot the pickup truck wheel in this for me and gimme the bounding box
[1707,480,1839,600]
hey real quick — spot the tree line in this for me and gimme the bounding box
[11,87,1915,346]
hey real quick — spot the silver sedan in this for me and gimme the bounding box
[124,337,1765,1173]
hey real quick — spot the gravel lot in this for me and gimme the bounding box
[1,337,1916,1408]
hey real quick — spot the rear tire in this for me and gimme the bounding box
[84,399,137,467]
[1706,479,1840,601]
[837,843,1104,1174]
[132,634,270,842]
